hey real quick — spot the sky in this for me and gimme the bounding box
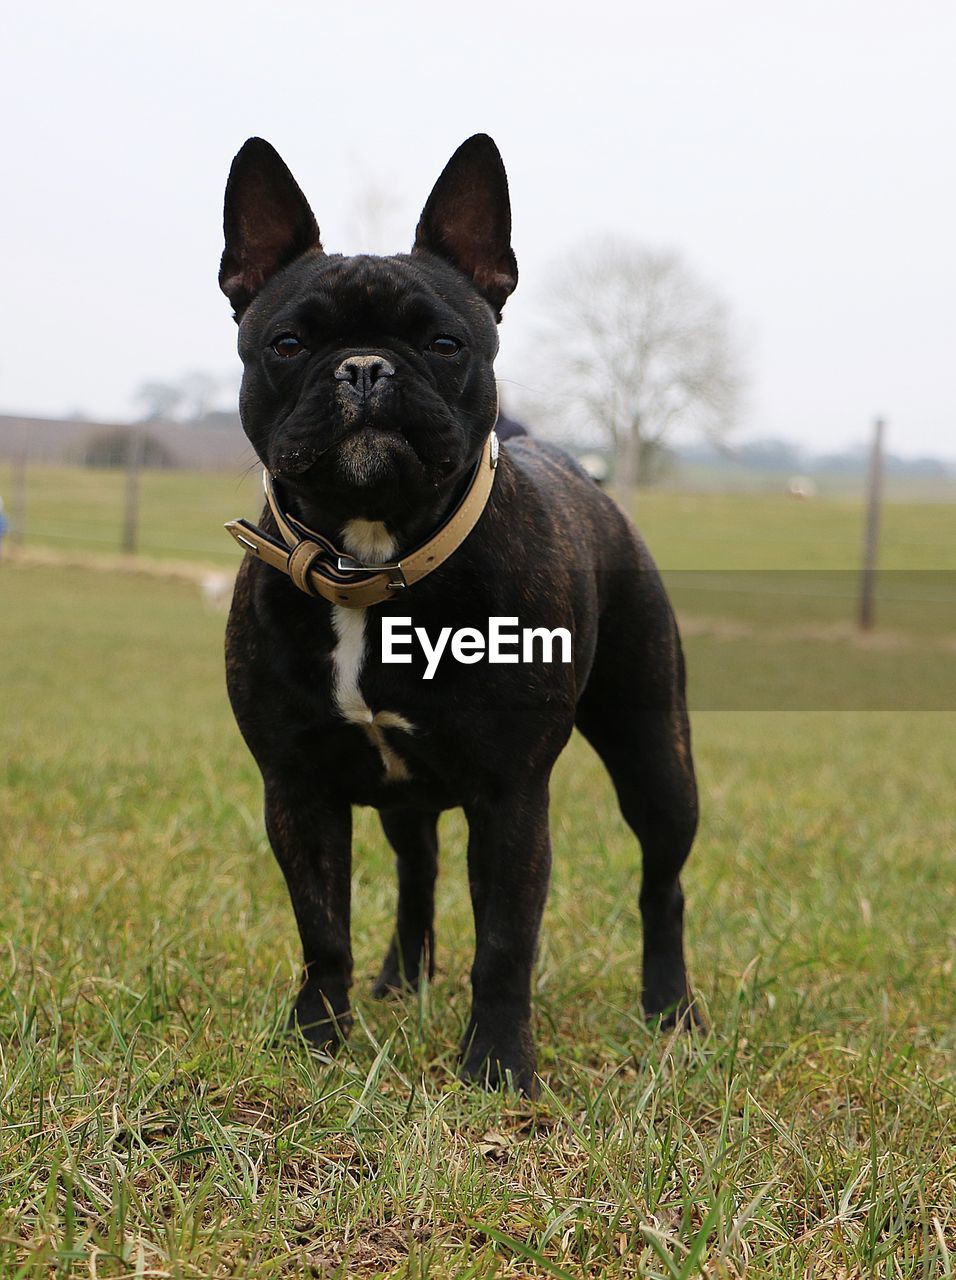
[2,0,955,459]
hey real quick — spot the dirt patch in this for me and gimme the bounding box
[678,612,953,652]
[7,544,232,584]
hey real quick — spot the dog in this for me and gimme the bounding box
[219,135,700,1095]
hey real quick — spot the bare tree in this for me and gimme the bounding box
[530,240,743,487]
[133,379,183,422]
[179,370,220,422]
[131,371,234,424]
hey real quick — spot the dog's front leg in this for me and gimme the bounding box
[460,782,552,1096]
[264,780,353,1051]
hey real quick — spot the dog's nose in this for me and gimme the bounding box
[333,354,396,398]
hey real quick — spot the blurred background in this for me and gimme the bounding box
[2,6,955,1275]
[1,0,955,459]
[2,0,954,706]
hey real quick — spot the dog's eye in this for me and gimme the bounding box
[426,335,462,356]
[271,334,306,358]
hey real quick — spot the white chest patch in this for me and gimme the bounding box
[330,520,414,782]
[339,518,399,564]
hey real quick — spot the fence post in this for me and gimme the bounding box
[122,426,145,555]
[858,417,885,631]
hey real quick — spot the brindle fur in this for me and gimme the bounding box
[221,135,700,1095]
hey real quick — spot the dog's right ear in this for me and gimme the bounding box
[219,138,322,318]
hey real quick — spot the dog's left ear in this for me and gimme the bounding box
[219,138,322,318]
[413,134,518,320]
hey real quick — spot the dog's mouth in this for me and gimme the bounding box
[268,422,421,485]
[329,426,419,487]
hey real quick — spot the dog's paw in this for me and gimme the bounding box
[371,947,419,1000]
[458,1023,538,1097]
[646,994,706,1034]
[371,970,417,1000]
[285,991,352,1053]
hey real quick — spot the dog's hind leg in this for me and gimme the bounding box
[575,585,702,1029]
[372,807,440,997]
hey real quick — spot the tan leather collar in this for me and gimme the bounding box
[225,430,500,607]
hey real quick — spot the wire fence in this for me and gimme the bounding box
[0,458,260,565]
[3,458,955,616]
[4,459,955,711]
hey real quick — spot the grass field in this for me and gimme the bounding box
[1,472,954,1277]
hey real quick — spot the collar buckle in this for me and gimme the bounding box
[337,553,398,573]
[336,554,408,592]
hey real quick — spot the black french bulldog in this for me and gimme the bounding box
[219,135,700,1095]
